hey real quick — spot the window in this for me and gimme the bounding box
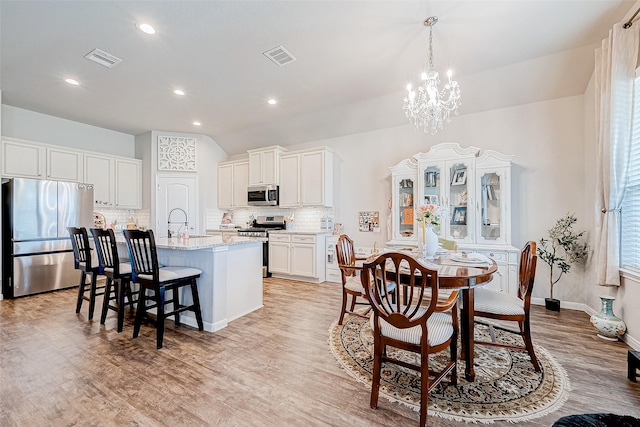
[620,73,640,271]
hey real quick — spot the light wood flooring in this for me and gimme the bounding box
[1,277,639,426]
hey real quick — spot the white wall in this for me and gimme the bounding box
[1,105,135,157]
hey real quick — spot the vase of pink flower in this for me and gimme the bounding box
[416,204,442,259]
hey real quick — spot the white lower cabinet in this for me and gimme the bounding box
[268,233,326,283]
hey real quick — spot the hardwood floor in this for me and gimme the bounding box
[1,277,639,426]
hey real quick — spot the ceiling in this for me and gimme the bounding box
[0,1,636,155]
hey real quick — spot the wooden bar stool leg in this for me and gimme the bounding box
[156,287,166,349]
[88,273,98,320]
[116,279,126,333]
[174,286,181,327]
[100,278,113,325]
[133,289,147,339]
[191,279,204,331]
[76,271,87,314]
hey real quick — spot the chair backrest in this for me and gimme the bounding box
[90,227,121,275]
[68,226,94,271]
[122,229,159,282]
[518,241,537,302]
[336,234,358,278]
[361,251,439,330]
[438,237,458,251]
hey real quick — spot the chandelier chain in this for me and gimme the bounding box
[428,25,434,69]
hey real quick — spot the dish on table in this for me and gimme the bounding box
[448,253,489,264]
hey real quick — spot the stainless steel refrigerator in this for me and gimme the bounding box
[2,178,94,298]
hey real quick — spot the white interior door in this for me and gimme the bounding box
[156,175,198,237]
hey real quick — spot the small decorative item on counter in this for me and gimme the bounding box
[93,212,106,229]
[284,215,294,231]
[126,215,137,230]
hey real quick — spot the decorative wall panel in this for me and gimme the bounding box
[158,136,196,171]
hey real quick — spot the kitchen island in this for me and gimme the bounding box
[119,235,263,332]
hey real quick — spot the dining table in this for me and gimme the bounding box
[373,249,498,382]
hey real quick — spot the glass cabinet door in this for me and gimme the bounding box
[448,162,471,242]
[422,166,441,235]
[398,177,415,240]
[478,171,505,244]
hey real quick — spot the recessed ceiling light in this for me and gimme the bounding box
[137,23,156,35]
[174,89,185,96]
[267,99,277,105]
[193,121,201,126]
[65,78,80,86]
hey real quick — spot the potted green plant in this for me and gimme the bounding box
[537,213,589,311]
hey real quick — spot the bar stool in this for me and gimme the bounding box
[68,226,104,320]
[122,229,204,349]
[90,227,138,332]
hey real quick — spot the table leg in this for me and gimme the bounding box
[461,288,475,382]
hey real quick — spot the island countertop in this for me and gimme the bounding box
[115,235,263,251]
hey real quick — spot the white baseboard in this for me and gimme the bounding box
[531,297,639,350]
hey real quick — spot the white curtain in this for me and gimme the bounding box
[594,23,639,286]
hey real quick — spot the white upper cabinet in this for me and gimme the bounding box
[47,147,83,182]
[115,158,142,209]
[218,160,249,209]
[279,154,300,207]
[3,137,143,210]
[2,139,44,178]
[248,146,286,185]
[279,148,334,208]
[301,150,333,206]
[84,154,114,207]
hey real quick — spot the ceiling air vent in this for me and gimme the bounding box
[84,48,123,68]
[263,45,296,67]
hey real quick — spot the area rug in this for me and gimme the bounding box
[328,315,572,424]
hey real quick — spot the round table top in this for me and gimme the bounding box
[366,249,498,290]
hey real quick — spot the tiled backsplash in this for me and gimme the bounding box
[206,207,335,231]
[96,208,150,230]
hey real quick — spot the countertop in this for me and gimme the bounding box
[116,235,263,251]
[268,229,332,235]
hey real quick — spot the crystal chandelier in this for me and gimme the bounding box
[402,16,461,135]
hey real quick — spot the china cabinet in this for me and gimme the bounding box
[388,143,519,294]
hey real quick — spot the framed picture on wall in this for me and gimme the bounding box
[451,206,467,225]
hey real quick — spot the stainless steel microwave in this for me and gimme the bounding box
[247,185,279,206]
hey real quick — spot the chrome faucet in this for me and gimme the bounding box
[167,207,188,238]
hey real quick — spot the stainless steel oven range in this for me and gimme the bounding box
[236,215,285,277]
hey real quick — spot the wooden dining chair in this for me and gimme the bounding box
[90,227,137,332]
[68,226,104,321]
[361,251,458,427]
[123,229,204,349]
[335,234,396,325]
[473,241,540,371]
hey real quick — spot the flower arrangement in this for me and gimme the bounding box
[416,204,442,245]
[416,204,441,226]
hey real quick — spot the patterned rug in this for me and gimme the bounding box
[328,315,571,424]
